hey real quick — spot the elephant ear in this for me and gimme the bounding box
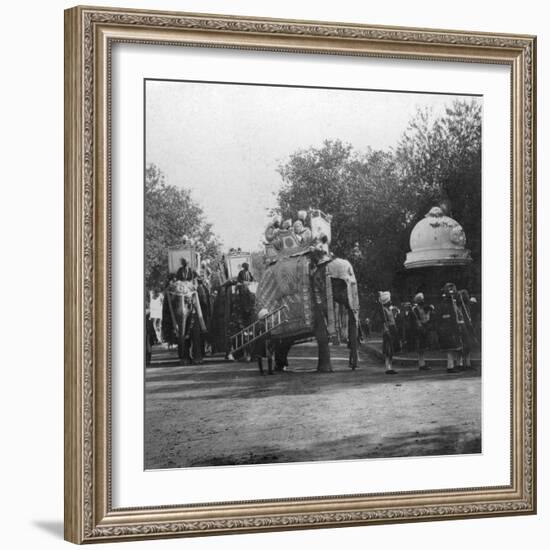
[326,258,356,283]
[326,258,360,321]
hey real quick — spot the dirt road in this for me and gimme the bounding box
[145,343,481,469]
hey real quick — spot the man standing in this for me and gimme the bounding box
[265,215,282,245]
[412,292,435,371]
[237,262,254,283]
[436,282,463,373]
[176,257,196,282]
[456,289,477,370]
[378,291,399,375]
[199,260,212,288]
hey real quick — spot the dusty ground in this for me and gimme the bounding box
[145,343,481,469]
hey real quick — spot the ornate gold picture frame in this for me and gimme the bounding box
[64,5,536,544]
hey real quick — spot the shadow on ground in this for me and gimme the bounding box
[146,364,479,402]
[188,424,481,467]
[145,344,481,470]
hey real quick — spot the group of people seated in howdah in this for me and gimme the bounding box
[375,282,480,375]
[265,210,315,250]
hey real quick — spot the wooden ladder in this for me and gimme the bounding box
[230,306,286,354]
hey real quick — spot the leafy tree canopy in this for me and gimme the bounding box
[275,99,481,307]
[145,164,222,290]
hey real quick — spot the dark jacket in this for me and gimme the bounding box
[436,296,462,351]
[237,269,254,283]
[412,303,435,352]
[176,265,196,282]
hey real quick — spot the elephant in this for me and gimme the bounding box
[161,280,207,365]
[256,248,360,373]
[208,277,257,359]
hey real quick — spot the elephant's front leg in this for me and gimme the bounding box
[274,342,290,372]
[190,315,203,364]
[314,307,333,373]
[348,312,358,370]
[267,341,274,375]
[179,301,190,366]
[177,323,185,364]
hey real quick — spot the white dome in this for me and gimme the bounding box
[404,206,472,269]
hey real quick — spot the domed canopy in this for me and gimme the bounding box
[404,206,472,269]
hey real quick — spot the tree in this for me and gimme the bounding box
[275,99,482,308]
[145,164,221,290]
[395,99,482,281]
[276,140,406,307]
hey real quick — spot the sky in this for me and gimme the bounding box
[146,80,478,252]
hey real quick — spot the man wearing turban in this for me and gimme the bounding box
[412,292,435,371]
[293,219,312,246]
[378,291,399,374]
[237,262,254,283]
[264,215,282,243]
[436,282,463,373]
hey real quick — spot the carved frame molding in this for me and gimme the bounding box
[64,6,536,544]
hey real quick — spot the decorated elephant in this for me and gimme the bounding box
[208,276,256,359]
[256,247,360,373]
[162,280,207,365]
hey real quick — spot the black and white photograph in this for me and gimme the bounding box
[144,79,482,470]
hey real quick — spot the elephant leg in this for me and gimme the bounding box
[274,342,289,371]
[177,306,189,365]
[274,347,285,371]
[183,337,193,365]
[145,337,152,366]
[267,351,274,375]
[177,325,185,364]
[191,322,203,364]
[178,338,185,364]
[317,336,333,372]
[312,304,333,372]
[348,312,358,370]
[200,332,206,357]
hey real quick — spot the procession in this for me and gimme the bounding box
[145,206,480,377]
[144,81,482,469]
[144,203,481,469]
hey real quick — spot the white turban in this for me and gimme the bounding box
[414,292,424,303]
[258,308,269,319]
[297,210,308,221]
[378,291,391,305]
